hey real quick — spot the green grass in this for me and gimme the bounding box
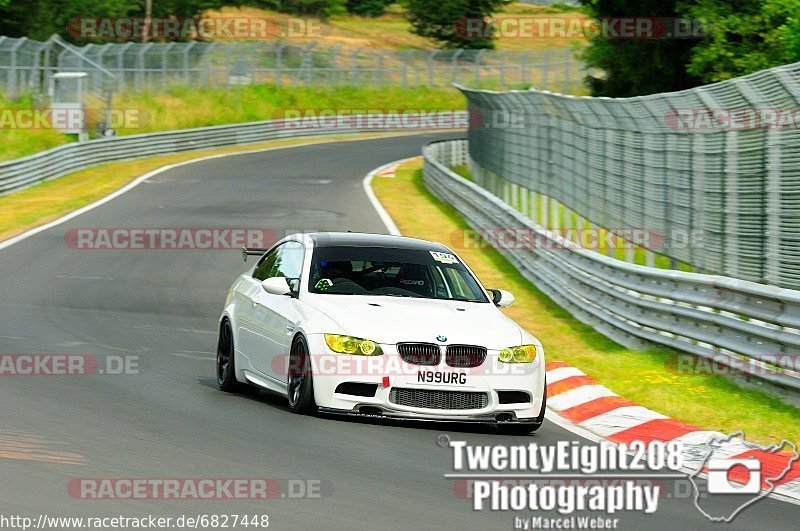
[0,84,466,162]
[372,159,800,445]
[114,84,466,135]
[0,94,77,161]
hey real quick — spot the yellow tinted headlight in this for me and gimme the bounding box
[325,334,383,356]
[498,344,537,363]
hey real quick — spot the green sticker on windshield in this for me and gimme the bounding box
[315,278,333,291]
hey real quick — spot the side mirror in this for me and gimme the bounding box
[262,277,292,296]
[489,289,515,308]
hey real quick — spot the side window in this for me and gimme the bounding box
[444,267,469,298]
[273,242,305,280]
[253,245,282,281]
[432,266,452,298]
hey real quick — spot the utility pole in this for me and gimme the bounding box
[143,0,153,43]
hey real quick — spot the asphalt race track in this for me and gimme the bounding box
[0,134,796,530]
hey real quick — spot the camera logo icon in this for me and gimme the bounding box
[707,458,762,494]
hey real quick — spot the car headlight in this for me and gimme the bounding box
[324,334,383,356]
[498,344,537,363]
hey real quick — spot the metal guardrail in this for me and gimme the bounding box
[457,59,800,290]
[424,139,800,392]
[0,113,467,196]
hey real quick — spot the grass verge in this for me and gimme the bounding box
[1,85,466,162]
[371,158,800,445]
[0,132,410,243]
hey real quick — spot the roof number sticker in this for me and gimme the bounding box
[430,251,458,264]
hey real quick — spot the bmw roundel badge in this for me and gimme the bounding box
[436,335,447,342]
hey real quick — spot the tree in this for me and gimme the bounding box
[682,0,800,83]
[578,0,702,97]
[249,0,345,17]
[402,0,511,49]
[345,0,394,17]
[0,0,137,41]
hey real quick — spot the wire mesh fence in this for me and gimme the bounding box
[459,61,800,290]
[0,35,586,99]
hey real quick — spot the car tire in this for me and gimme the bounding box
[498,377,547,435]
[217,319,249,393]
[287,335,318,415]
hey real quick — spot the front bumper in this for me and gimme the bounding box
[317,406,543,426]
[306,334,546,423]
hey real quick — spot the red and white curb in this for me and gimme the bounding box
[545,361,800,502]
[375,165,399,178]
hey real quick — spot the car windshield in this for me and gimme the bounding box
[308,246,488,303]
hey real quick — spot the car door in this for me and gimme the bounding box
[236,244,282,377]
[248,241,306,381]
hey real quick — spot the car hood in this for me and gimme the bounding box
[303,294,523,350]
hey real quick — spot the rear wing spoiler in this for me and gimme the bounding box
[241,247,269,262]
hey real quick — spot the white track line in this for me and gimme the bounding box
[362,157,419,236]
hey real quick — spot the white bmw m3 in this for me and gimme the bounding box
[217,232,546,434]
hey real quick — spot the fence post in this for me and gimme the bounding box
[161,42,172,90]
[136,43,153,91]
[183,42,195,86]
[474,49,485,86]
[401,50,411,88]
[542,50,550,89]
[8,37,26,98]
[723,130,740,278]
[349,48,361,86]
[451,49,462,84]
[764,128,781,285]
[427,50,436,86]
[499,52,505,87]
[377,49,384,88]
[275,43,286,86]
[116,42,132,92]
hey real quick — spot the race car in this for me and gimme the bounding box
[217,232,547,433]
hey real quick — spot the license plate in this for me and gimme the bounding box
[416,370,468,385]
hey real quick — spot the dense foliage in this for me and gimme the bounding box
[403,0,511,49]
